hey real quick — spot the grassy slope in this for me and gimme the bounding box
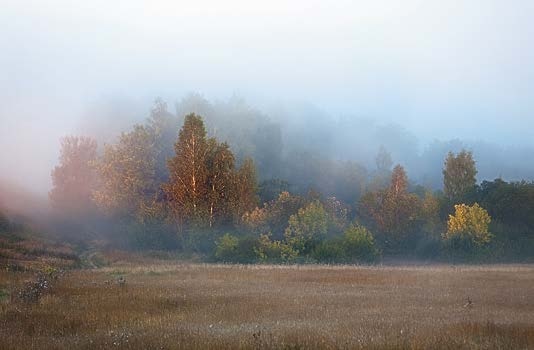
[1,262,534,349]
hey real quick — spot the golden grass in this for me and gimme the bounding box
[1,262,534,349]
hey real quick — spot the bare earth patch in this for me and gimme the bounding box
[1,263,534,349]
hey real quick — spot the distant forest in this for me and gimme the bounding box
[11,96,533,263]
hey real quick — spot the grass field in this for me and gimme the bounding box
[1,261,534,349]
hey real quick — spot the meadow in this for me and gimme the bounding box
[1,260,534,349]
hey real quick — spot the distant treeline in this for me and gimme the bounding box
[43,98,534,263]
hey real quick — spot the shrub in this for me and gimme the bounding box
[311,225,380,263]
[254,233,298,263]
[215,234,258,263]
[311,239,345,263]
[444,203,492,249]
[284,200,328,255]
[214,233,239,261]
[342,224,380,263]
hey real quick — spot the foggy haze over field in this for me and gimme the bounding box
[2,0,534,195]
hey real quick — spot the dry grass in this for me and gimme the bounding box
[1,262,534,349]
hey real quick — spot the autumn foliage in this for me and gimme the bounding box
[44,99,534,262]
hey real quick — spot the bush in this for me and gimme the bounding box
[215,234,258,263]
[312,224,380,264]
[444,203,492,247]
[254,233,298,263]
[284,200,328,255]
[311,239,345,263]
[214,233,239,261]
[342,224,380,263]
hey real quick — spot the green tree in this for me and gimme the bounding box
[284,200,328,255]
[443,150,477,202]
[444,203,492,246]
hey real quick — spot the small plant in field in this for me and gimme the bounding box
[0,288,10,302]
[17,273,50,304]
[117,275,126,287]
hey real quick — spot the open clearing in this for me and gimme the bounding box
[1,262,534,349]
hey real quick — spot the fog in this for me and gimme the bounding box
[2,0,534,195]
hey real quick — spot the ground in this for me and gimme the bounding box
[1,260,534,349]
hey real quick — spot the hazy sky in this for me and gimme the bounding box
[2,0,534,193]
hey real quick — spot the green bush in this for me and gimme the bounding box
[284,200,328,256]
[214,233,239,261]
[255,233,298,263]
[311,239,345,263]
[215,234,258,263]
[342,224,380,263]
[311,225,380,263]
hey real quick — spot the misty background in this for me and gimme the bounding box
[2,0,534,199]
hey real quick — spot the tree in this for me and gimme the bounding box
[146,98,179,185]
[284,200,328,255]
[375,145,393,172]
[258,179,290,204]
[420,191,442,236]
[50,136,98,216]
[164,114,210,228]
[369,146,393,191]
[324,196,350,235]
[359,164,420,249]
[444,203,492,246]
[234,158,259,222]
[443,150,477,202]
[206,140,235,227]
[165,114,255,230]
[93,125,160,221]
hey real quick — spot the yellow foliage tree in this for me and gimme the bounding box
[444,203,491,245]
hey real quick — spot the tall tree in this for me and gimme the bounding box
[93,125,159,221]
[164,114,210,228]
[369,146,393,191]
[359,164,420,249]
[234,158,259,222]
[443,150,477,202]
[147,98,179,184]
[206,140,235,227]
[50,136,98,216]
